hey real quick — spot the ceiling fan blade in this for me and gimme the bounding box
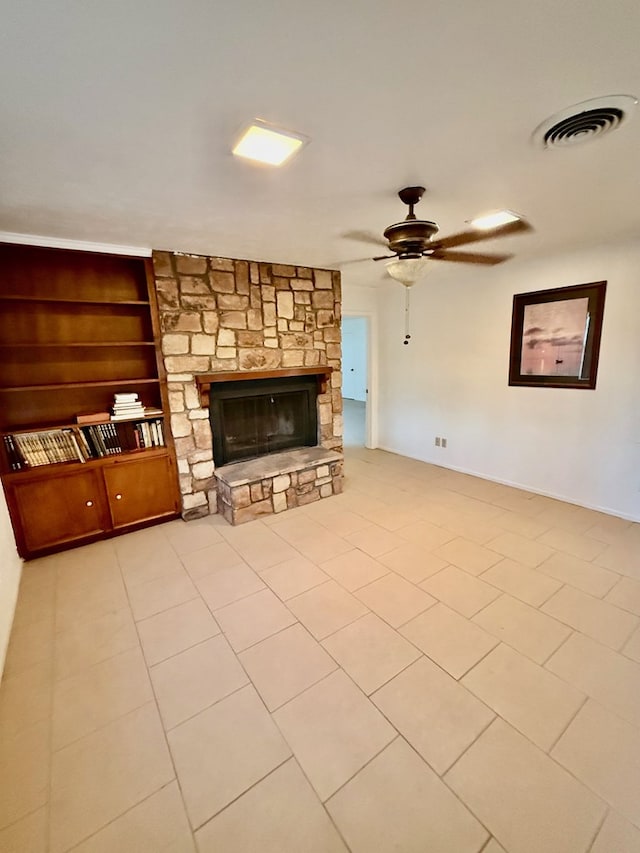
[372,254,396,261]
[342,229,389,248]
[335,257,377,267]
[428,250,512,265]
[430,218,532,251]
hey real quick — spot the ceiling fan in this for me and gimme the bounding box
[346,186,532,281]
[344,186,532,345]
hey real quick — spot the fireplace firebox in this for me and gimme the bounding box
[208,375,318,466]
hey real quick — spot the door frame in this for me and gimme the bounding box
[342,310,377,448]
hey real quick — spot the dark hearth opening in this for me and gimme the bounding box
[209,375,318,466]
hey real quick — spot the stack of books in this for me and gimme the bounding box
[111,393,145,421]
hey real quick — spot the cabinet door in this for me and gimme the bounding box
[103,454,179,529]
[10,468,109,555]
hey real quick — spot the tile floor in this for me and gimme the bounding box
[1,447,640,852]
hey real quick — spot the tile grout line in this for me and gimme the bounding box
[189,754,293,836]
[546,693,589,755]
[60,780,180,853]
[543,694,640,805]
[117,547,199,851]
[45,557,59,853]
[398,734,495,847]
[319,734,403,806]
[585,806,610,853]
[540,626,575,668]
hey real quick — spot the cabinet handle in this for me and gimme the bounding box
[86,500,93,507]
[115,493,122,500]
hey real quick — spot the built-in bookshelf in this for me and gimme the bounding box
[0,242,180,558]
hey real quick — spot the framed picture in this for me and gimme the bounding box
[508,281,607,389]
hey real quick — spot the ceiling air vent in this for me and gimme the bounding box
[533,95,637,149]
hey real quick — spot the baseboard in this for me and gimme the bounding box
[374,444,639,523]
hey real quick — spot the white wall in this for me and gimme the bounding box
[0,488,22,678]
[377,240,640,520]
[342,316,368,400]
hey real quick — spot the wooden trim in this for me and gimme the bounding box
[0,232,151,257]
[144,257,181,499]
[196,366,333,407]
[1,446,172,483]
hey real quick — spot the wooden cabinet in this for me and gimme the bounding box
[4,451,179,558]
[0,242,181,559]
[8,468,110,554]
[104,455,178,529]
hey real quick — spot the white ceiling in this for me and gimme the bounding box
[1,0,639,286]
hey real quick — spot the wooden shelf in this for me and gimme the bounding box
[0,294,150,306]
[2,445,171,479]
[0,378,160,393]
[0,341,156,349]
[196,366,334,407]
[3,412,164,434]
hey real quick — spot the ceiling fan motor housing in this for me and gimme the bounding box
[383,220,439,256]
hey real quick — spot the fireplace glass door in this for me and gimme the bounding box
[209,376,318,465]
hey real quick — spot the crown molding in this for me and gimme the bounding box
[0,231,151,257]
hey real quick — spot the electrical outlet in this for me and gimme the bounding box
[442,438,447,449]
[435,437,441,447]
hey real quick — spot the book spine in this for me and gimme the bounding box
[34,433,49,465]
[108,422,122,454]
[63,428,86,463]
[39,432,52,463]
[98,424,112,455]
[3,435,23,470]
[63,430,80,462]
[81,426,100,458]
[89,425,107,457]
[30,433,47,466]
[134,424,144,449]
[11,435,27,466]
[13,434,41,467]
[75,428,93,460]
[54,430,72,462]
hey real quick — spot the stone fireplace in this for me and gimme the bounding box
[152,251,343,521]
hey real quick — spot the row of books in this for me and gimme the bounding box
[3,419,165,470]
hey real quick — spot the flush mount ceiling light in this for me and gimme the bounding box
[532,95,638,149]
[232,120,309,166]
[470,210,522,231]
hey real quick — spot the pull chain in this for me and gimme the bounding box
[403,287,411,345]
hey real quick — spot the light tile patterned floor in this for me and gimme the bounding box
[1,447,640,852]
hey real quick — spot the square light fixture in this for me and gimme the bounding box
[232,119,309,166]
[470,210,521,230]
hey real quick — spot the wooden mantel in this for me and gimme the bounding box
[196,366,333,408]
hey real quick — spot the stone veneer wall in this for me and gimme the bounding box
[151,251,343,519]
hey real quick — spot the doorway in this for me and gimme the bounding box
[342,316,368,447]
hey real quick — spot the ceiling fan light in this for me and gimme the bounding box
[385,257,431,287]
[470,210,521,230]
[232,120,308,166]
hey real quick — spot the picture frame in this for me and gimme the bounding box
[508,281,607,389]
